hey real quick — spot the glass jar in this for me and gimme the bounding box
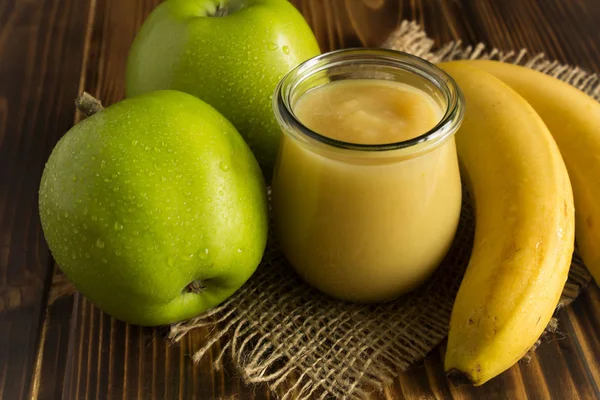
[271,48,465,303]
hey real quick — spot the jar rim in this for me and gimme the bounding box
[273,48,464,155]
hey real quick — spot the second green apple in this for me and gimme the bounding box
[126,0,321,177]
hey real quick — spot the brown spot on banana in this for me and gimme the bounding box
[446,369,475,386]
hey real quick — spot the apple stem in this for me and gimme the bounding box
[185,280,207,294]
[75,92,105,118]
[214,5,228,17]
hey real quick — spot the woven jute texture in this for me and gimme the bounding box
[168,20,593,400]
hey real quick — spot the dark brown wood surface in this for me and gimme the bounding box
[2,0,600,399]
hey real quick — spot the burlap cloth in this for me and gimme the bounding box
[50,20,596,400]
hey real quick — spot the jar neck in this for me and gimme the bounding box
[273,48,464,160]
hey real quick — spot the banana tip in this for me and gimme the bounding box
[446,368,475,386]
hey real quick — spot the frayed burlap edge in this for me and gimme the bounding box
[383,21,600,100]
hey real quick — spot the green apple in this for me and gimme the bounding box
[126,0,321,178]
[39,90,268,326]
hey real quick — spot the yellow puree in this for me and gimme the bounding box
[272,79,462,302]
[294,79,441,144]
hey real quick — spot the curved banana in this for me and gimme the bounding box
[464,60,600,286]
[439,61,574,386]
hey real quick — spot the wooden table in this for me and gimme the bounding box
[2,0,600,398]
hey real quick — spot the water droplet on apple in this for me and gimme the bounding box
[64,211,69,218]
[282,46,290,55]
[219,162,229,172]
[96,239,105,248]
[180,253,194,262]
[91,216,97,221]
[237,248,242,253]
[100,160,106,168]
[71,253,77,260]
[267,42,278,51]
[114,222,124,231]
[85,253,91,259]
[115,250,121,256]
[72,175,77,182]
[198,248,209,259]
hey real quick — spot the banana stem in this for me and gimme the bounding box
[75,92,104,117]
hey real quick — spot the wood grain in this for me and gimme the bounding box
[2,0,600,399]
[0,0,91,398]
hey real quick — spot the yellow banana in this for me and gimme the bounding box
[464,59,600,286]
[439,61,574,386]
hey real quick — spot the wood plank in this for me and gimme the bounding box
[0,0,92,398]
